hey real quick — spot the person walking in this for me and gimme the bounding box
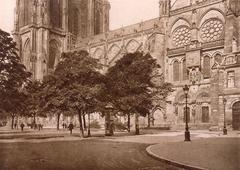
[62,122,66,129]
[14,122,17,129]
[68,122,74,135]
[20,123,25,131]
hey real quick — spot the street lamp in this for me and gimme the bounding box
[183,85,191,141]
[223,98,227,135]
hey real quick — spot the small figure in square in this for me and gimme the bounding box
[14,122,17,129]
[68,122,74,135]
[20,123,25,131]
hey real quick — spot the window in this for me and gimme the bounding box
[227,71,235,88]
[73,9,79,35]
[183,107,190,123]
[182,59,188,80]
[19,0,31,27]
[50,0,63,28]
[173,61,180,81]
[23,40,31,71]
[49,40,60,69]
[202,106,209,123]
[94,1,101,35]
[214,54,223,64]
[203,56,211,78]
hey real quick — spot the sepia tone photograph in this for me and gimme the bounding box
[0,0,239,170]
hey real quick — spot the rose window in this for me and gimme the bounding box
[200,19,224,42]
[172,26,191,47]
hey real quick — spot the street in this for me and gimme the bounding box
[0,139,182,170]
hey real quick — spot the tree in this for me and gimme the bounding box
[105,52,173,135]
[40,74,69,130]
[41,50,105,136]
[0,29,31,128]
[24,80,45,127]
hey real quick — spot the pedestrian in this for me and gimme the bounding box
[38,124,41,131]
[62,122,65,129]
[68,122,74,135]
[14,122,17,129]
[64,123,67,129]
[20,123,25,131]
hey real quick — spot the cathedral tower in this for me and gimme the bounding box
[13,0,110,80]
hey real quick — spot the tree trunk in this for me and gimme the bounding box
[83,113,87,130]
[57,113,61,130]
[33,114,36,124]
[78,111,84,137]
[33,113,37,130]
[147,113,151,128]
[11,114,15,130]
[135,113,140,135]
[87,112,91,137]
[127,114,131,132]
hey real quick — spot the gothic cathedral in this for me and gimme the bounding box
[14,0,240,130]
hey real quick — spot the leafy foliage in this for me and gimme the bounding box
[104,52,173,134]
[24,80,45,121]
[41,50,106,134]
[0,29,31,92]
[0,29,31,128]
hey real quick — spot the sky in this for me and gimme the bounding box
[0,0,159,33]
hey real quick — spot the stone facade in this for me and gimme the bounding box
[14,0,240,130]
[13,0,110,80]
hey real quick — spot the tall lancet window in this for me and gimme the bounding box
[182,59,188,80]
[203,56,211,78]
[73,8,79,35]
[94,1,101,35]
[49,40,60,70]
[50,0,63,28]
[19,0,32,27]
[173,60,180,81]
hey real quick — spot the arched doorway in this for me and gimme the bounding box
[232,101,240,130]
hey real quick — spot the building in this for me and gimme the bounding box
[13,0,240,130]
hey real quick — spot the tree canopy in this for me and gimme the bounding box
[104,52,173,134]
[40,50,106,134]
[0,29,31,128]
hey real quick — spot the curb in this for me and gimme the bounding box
[146,145,208,170]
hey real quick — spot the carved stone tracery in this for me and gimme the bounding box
[200,19,224,42]
[172,26,191,47]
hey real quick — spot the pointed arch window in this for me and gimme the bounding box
[173,60,180,81]
[49,40,60,69]
[203,56,211,78]
[94,1,101,35]
[50,0,63,28]
[19,0,32,27]
[95,10,101,35]
[73,9,79,35]
[214,54,223,64]
[182,59,188,80]
[23,40,31,71]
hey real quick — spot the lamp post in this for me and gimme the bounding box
[183,85,191,141]
[223,98,227,135]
